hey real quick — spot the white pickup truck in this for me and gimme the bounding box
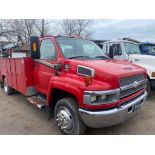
[99,39,155,94]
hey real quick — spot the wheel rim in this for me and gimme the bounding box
[56,107,74,134]
[4,82,8,93]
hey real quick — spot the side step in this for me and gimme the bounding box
[27,95,46,109]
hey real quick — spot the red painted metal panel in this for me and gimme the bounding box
[6,59,12,87]
[9,59,18,90]
[15,58,27,94]
[33,60,55,95]
[0,58,6,81]
[0,57,35,95]
[24,57,34,87]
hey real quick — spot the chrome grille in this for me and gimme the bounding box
[120,74,146,98]
[120,74,145,87]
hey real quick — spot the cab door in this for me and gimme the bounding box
[34,38,57,95]
[112,43,123,60]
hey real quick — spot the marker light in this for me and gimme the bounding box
[84,76,92,86]
[152,72,155,77]
[33,42,37,52]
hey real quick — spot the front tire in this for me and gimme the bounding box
[54,98,86,135]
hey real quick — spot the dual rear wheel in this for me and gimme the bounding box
[2,78,14,95]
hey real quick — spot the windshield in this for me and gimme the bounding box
[124,42,141,55]
[139,44,155,55]
[56,37,109,60]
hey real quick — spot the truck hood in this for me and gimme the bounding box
[66,59,146,89]
[76,59,145,78]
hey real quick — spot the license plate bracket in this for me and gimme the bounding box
[133,102,141,112]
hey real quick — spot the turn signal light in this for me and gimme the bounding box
[84,76,92,86]
[33,42,37,52]
[152,72,155,77]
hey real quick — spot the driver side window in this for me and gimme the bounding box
[40,39,57,60]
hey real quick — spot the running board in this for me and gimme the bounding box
[27,96,46,109]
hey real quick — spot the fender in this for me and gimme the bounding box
[46,76,85,108]
[129,55,155,80]
[134,63,155,80]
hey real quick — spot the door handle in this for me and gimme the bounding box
[134,59,140,61]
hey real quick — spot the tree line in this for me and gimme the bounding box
[0,19,93,44]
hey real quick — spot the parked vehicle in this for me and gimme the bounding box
[99,38,155,94]
[139,42,155,56]
[0,36,147,135]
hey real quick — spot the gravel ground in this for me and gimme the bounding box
[0,89,154,135]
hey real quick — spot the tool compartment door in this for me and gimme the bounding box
[15,58,27,94]
[6,59,13,88]
[9,59,18,89]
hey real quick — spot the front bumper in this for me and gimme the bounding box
[79,91,147,128]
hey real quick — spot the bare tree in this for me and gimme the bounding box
[61,19,77,36]
[9,19,58,42]
[34,19,59,36]
[0,20,15,37]
[9,19,36,43]
[61,19,93,38]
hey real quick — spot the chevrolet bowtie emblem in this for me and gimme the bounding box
[133,81,139,88]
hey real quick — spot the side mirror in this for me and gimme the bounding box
[109,46,114,59]
[54,63,62,70]
[30,36,40,59]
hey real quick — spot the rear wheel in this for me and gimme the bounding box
[3,78,14,95]
[0,81,4,89]
[54,98,86,135]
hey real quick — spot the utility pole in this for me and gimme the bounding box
[41,19,45,37]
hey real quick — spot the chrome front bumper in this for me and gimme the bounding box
[79,91,147,128]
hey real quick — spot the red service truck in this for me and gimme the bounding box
[0,36,147,134]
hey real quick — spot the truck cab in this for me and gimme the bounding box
[101,39,155,93]
[0,36,148,135]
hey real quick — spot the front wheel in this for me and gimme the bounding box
[3,79,14,95]
[54,98,86,135]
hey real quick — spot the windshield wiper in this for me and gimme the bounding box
[95,56,110,59]
[68,56,92,59]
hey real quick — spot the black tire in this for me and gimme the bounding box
[3,79,14,95]
[146,78,151,95]
[54,98,86,135]
[0,81,4,89]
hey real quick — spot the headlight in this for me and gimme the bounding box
[90,94,108,103]
[83,89,120,105]
[90,95,97,103]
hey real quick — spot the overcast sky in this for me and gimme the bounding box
[92,19,155,42]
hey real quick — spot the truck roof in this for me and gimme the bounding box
[102,39,138,45]
[139,42,155,46]
[41,35,84,40]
